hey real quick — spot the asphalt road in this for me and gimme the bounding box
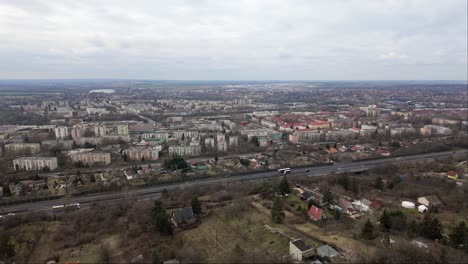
[1,149,466,216]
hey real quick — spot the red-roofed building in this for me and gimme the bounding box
[308,121,329,130]
[308,205,324,221]
[369,201,382,211]
[447,171,459,179]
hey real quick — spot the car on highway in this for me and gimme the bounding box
[305,169,310,172]
[278,168,291,174]
[52,203,81,213]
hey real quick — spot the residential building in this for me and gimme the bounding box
[117,124,129,135]
[168,145,202,156]
[13,157,58,171]
[289,239,314,261]
[417,195,443,208]
[124,147,160,161]
[5,143,41,155]
[217,141,228,152]
[447,171,459,180]
[54,126,68,139]
[229,136,239,146]
[308,205,324,221]
[41,140,74,150]
[216,133,226,143]
[70,152,111,165]
[94,126,107,137]
[204,137,215,148]
[71,127,84,139]
[171,207,196,227]
[295,129,322,142]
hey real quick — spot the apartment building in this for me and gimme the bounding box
[70,152,111,165]
[168,145,202,156]
[5,143,41,155]
[13,157,58,171]
[54,126,69,139]
[41,140,74,150]
[205,137,215,148]
[229,136,239,146]
[295,129,322,143]
[124,147,160,161]
[217,141,228,152]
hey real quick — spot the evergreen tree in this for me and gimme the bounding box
[152,202,173,235]
[278,176,291,195]
[361,219,375,239]
[151,250,160,264]
[380,210,391,232]
[334,209,341,220]
[374,177,385,190]
[191,197,202,217]
[407,219,419,238]
[0,231,15,260]
[420,214,443,240]
[271,197,284,224]
[321,189,334,206]
[351,178,359,195]
[337,174,350,191]
[2,185,11,197]
[448,221,466,249]
[250,136,260,147]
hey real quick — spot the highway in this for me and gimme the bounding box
[1,149,466,216]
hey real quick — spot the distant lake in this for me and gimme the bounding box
[89,89,115,94]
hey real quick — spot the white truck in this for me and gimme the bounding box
[52,203,81,213]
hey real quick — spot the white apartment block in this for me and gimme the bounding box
[95,126,107,137]
[117,124,129,135]
[217,141,228,152]
[229,136,239,146]
[169,145,202,156]
[41,140,74,150]
[70,152,111,165]
[124,147,160,161]
[71,127,84,139]
[295,130,322,142]
[205,137,215,148]
[54,126,69,139]
[173,130,199,140]
[13,157,58,171]
[5,143,41,155]
[216,133,226,143]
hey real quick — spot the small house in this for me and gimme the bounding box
[352,200,369,212]
[369,201,382,211]
[317,245,339,258]
[417,195,442,208]
[447,171,458,180]
[308,205,324,221]
[171,207,196,228]
[301,191,314,201]
[418,205,428,213]
[289,239,315,261]
[337,198,353,215]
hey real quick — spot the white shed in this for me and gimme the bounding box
[418,205,428,213]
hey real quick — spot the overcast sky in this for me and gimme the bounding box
[0,0,466,80]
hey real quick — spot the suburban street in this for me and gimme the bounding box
[1,149,466,216]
